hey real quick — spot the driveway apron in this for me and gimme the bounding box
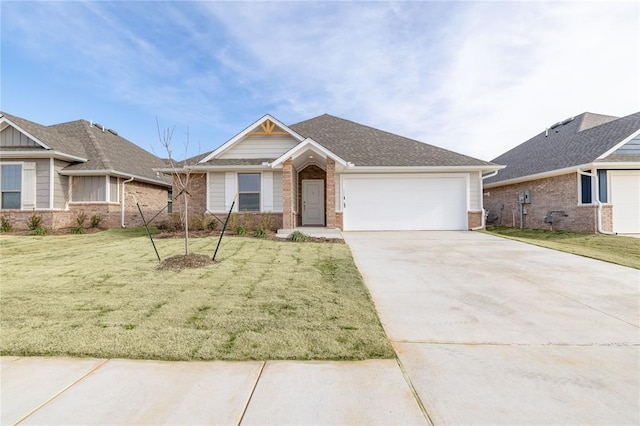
[343,231,640,425]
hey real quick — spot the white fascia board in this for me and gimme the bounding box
[341,165,504,174]
[59,169,171,187]
[271,138,348,168]
[0,117,52,150]
[198,114,306,164]
[0,150,87,162]
[597,128,640,160]
[591,161,640,169]
[189,165,271,171]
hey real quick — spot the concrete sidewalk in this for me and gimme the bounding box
[1,356,427,425]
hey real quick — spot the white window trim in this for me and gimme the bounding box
[0,161,23,209]
[238,172,261,212]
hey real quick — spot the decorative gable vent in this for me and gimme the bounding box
[247,119,289,136]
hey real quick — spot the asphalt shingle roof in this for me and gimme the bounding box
[1,112,170,186]
[485,112,640,184]
[290,114,495,167]
[1,112,87,158]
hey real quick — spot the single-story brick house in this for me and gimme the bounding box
[160,114,503,231]
[484,111,640,234]
[0,112,171,230]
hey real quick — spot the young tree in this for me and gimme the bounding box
[157,119,193,256]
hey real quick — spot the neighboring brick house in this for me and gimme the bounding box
[0,112,171,230]
[484,112,640,234]
[158,114,502,231]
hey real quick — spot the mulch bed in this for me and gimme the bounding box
[158,254,214,270]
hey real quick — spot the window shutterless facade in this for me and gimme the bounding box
[1,164,22,209]
[238,173,260,211]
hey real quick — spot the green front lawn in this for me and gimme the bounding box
[484,226,640,269]
[0,229,394,361]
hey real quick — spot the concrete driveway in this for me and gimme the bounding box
[343,231,640,425]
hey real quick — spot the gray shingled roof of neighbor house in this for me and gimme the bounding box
[1,112,88,158]
[290,114,495,167]
[1,112,170,186]
[485,111,640,184]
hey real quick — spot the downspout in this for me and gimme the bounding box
[471,170,499,231]
[121,177,134,227]
[577,168,615,235]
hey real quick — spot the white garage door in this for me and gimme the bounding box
[610,171,640,234]
[343,174,468,231]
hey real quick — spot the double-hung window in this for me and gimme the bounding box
[1,164,22,209]
[238,173,260,211]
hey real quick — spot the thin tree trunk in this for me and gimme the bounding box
[184,194,189,255]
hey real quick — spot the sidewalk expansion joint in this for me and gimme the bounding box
[236,360,266,426]
[395,357,434,426]
[13,358,110,425]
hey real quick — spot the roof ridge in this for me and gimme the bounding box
[80,120,113,170]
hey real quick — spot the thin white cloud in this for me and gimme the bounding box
[3,1,639,161]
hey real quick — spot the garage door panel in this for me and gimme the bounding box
[343,175,468,231]
[610,171,640,234]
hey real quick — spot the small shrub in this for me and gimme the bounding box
[0,216,12,233]
[260,212,274,231]
[26,214,47,235]
[253,228,267,239]
[228,213,237,230]
[27,214,43,231]
[158,214,183,232]
[71,226,86,235]
[243,214,256,231]
[207,218,218,231]
[90,215,102,228]
[234,225,247,236]
[75,211,87,227]
[188,214,206,231]
[288,230,309,242]
[29,226,48,236]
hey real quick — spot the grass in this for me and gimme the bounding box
[484,226,640,269]
[0,228,394,361]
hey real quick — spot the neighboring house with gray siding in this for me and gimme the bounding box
[0,112,171,230]
[159,114,502,231]
[484,112,640,234]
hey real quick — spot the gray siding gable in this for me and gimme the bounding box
[613,134,640,155]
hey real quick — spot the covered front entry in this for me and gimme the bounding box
[342,174,468,231]
[302,179,325,225]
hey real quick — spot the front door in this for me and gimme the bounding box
[302,180,324,226]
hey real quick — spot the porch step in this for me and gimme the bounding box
[276,227,343,239]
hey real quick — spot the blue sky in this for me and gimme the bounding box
[2,1,639,161]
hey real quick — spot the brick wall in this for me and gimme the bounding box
[1,179,169,231]
[468,211,483,229]
[282,160,295,229]
[483,172,606,233]
[326,159,337,229]
[173,173,206,218]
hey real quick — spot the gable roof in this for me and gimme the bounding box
[485,111,640,185]
[290,114,494,167]
[1,112,87,159]
[192,113,497,170]
[0,112,170,186]
[199,114,304,164]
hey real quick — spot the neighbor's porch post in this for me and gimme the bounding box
[326,158,336,229]
[283,159,294,229]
